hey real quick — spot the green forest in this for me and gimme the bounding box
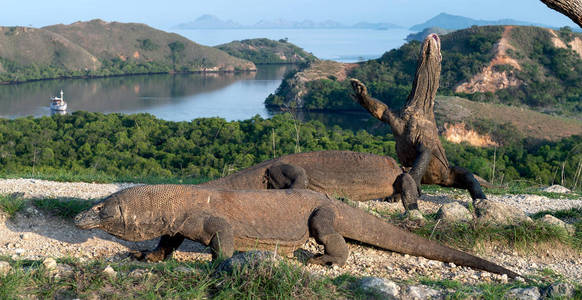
[1,112,581,190]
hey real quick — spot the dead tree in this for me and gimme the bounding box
[541,0,582,28]
[350,34,487,203]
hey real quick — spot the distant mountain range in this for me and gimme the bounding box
[174,14,401,30]
[409,13,552,31]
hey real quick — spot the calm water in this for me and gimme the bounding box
[0,65,293,121]
[171,28,412,62]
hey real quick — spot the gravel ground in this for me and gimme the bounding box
[1,178,581,285]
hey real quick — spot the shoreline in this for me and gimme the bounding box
[0,68,259,86]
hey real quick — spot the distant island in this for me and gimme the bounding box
[406,27,454,42]
[216,38,318,64]
[409,12,552,31]
[0,19,256,84]
[174,14,401,30]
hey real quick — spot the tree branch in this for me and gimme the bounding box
[541,0,582,28]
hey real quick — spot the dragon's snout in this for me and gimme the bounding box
[74,209,101,229]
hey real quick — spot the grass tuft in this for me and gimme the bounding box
[0,194,26,217]
[33,198,95,218]
[0,258,355,299]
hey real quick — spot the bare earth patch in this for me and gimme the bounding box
[0,179,581,285]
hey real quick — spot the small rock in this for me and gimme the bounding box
[20,233,32,240]
[0,261,11,276]
[175,266,197,274]
[217,251,278,274]
[23,207,41,217]
[506,287,540,300]
[128,268,150,278]
[475,200,532,224]
[437,202,473,223]
[543,282,574,298]
[541,185,570,194]
[405,285,442,299]
[102,265,117,278]
[56,264,74,278]
[539,214,576,235]
[359,277,400,299]
[405,209,426,224]
[42,258,57,270]
[14,248,25,255]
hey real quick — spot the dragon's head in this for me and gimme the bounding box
[404,33,442,115]
[420,33,442,65]
[75,197,123,232]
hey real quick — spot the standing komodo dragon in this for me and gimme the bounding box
[75,185,519,278]
[350,33,487,203]
[200,150,420,209]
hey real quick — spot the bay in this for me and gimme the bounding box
[1,28,410,131]
[0,65,292,121]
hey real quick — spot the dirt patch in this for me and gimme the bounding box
[455,26,522,94]
[443,122,498,147]
[549,29,582,59]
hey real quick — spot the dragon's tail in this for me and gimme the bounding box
[335,204,519,278]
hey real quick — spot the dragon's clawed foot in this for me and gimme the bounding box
[307,254,346,267]
[349,78,368,99]
[130,250,166,262]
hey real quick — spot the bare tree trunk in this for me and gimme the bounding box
[541,0,582,27]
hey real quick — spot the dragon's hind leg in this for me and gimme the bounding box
[444,166,487,203]
[307,206,349,266]
[265,163,308,189]
[203,216,235,260]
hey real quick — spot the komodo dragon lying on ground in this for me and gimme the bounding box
[75,184,519,278]
[200,150,420,210]
[351,33,487,204]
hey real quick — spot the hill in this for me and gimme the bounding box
[0,20,256,83]
[215,38,318,64]
[265,25,582,120]
[410,13,549,31]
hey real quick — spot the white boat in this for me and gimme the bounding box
[49,90,67,111]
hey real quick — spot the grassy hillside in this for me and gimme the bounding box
[0,20,255,83]
[216,38,317,64]
[266,25,582,118]
[435,96,582,143]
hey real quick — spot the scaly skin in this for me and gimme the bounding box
[351,34,487,203]
[201,150,411,204]
[75,184,519,278]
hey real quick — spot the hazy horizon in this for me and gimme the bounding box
[1,0,577,30]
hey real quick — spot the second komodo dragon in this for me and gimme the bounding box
[200,150,420,209]
[75,184,519,278]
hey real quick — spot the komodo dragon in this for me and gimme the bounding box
[200,150,419,210]
[74,185,519,278]
[350,33,487,203]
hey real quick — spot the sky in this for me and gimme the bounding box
[0,0,577,30]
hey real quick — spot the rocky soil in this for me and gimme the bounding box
[1,178,581,288]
